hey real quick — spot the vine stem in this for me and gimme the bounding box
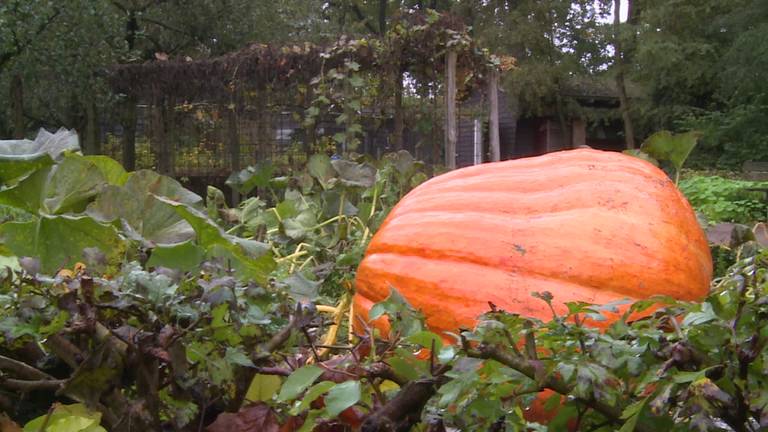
[360,184,378,244]
[466,343,652,432]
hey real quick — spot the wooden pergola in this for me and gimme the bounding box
[109,12,510,173]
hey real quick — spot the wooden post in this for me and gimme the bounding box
[227,105,241,204]
[488,70,500,162]
[164,96,176,176]
[155,97,172,176]
[11,74,24,139]
[572,118,587,148]
[122,96,137,171]
[473,118,482,165]
[444,51,457,169]
[84,98,100,155]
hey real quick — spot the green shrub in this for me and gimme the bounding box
[678,175,768,223]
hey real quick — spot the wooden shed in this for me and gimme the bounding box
[455,78,630,167]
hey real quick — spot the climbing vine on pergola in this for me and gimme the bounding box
[110,10,513,173]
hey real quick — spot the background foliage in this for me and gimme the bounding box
[3,0,768,169]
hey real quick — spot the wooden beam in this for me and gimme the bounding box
[488,70,500,162]
[11,74,24,139]
[444,51,457,169]
[227,105,241,204]
[84,98,100,155]
[155,96,174,176]
[473,118,482,165]
[572,118,586,148]
[121,96,137,171]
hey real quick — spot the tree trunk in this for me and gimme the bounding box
[378,0,387,35]
[393,70,404,151]
[627,0,638,24]
[11,74,24,139]
[613,0,636,149]
[556,93,571,150]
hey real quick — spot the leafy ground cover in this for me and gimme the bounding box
[1,131,768,431]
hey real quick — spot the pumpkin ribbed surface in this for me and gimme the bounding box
[354,149,712,336]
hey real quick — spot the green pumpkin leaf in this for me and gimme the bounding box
[0,154,53,186]
[641,130,701,171]
[278,272,321,302]
[43,153,107,215]
[0,167,51,214]
[0,128,78,185]
[83,155,129,185]
[331,160,376,188]
[226,162,274,194]
[146,241,204,271]
[0,215,122,274]
[622,149,659,167]
[308,154,336,189]
[87,170,202,246]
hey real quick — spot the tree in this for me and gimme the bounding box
[613,0,636,149]
[627,0,768,167]
[455,0,612,153]
[0,0,328,141]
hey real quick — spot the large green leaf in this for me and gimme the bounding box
[43,154,107,214]
[0,215,122,274]
[384,150,418,175]
[278,272,321,301]
[0,167,51,214]
[0,154,53,186]
[622,149,659,167]
[0,154,107,217]
[0,128,79,185]
[226,162,274,194]
[307,154,336,189]
[640,130,701,171]
[84,155,129,186]
[331,159,376,188]
[0,153,110,216]
[146,240,205,271]
[156,197,275,284]
[87,170,202,246]
[283,210,318,240]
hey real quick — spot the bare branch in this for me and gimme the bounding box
[0,377,66,392]
[0,355,54,381]
[361,370,450,432]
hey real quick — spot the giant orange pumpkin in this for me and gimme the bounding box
[354,148,712,337]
